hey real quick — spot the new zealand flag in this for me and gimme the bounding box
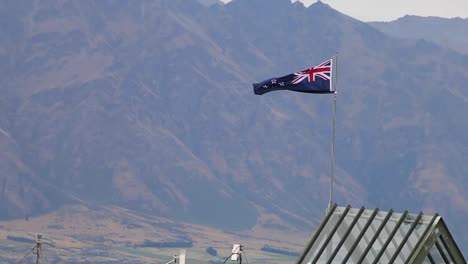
[253,57,335,95]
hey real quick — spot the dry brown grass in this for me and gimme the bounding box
[0,205,310,263]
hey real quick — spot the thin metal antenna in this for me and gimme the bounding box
[35,234,42,264]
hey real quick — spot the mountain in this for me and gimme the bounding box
[369,15,468,54]
[1,0,467,255]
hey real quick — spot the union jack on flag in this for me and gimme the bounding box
[253,57,336,95]
[292,59,332,84]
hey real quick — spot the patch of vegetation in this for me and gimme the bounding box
[135,240,193,248]
[6,236,36,244]
[120,220,143,229]
[206,246,218,256]
[260,244,300,257]
[47,224,64,229]
[114,247,169,259]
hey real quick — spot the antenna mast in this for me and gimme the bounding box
[35,234,42,264]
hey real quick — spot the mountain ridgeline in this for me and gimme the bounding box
[370,15,468,54]
[0,0,467,249]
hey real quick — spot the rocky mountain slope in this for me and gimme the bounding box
[0,0,467,252]
[370,15,468,54]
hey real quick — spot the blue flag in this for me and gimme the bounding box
[253,57,335,95]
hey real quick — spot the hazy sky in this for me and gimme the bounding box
[221,0,468,22]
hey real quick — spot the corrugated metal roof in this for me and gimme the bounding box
[296,204,466,264]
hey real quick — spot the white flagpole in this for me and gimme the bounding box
[328,53,338,211]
